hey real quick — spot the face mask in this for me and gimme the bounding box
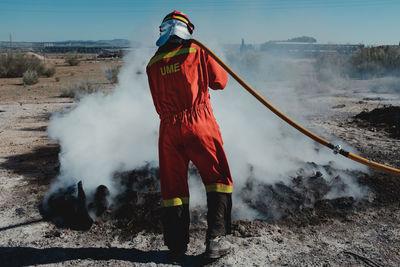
[156,19,191,47]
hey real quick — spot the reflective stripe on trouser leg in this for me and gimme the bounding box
[205,184,233,193]
[163,196,189,207]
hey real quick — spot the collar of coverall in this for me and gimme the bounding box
[156,19,192,47]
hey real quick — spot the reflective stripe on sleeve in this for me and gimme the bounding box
[147,47,197,67]
[205,184,233,193]
[163,197,189,207]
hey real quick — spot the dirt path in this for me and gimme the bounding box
[1,63,400,266]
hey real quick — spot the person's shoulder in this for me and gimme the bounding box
[185,39,201,50]
[183,40,205,58]
[147,39,200,69]
[146,48,164,69]
[146,53,157,70]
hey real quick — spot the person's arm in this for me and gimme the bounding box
[146,66,161,115]
[206,53,228,90]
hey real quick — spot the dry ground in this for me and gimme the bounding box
[0,58,399,266]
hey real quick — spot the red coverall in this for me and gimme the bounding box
[146,41,233,206]
[147,39,233,250]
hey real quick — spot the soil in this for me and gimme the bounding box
[1,59,400,266]
[354,106,400,139]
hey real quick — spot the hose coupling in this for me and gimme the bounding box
[333,144,342,154]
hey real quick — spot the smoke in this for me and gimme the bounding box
[369,76,400,94]
[47,32,371,221]
[208,48,370,219]
[47,47,159,197]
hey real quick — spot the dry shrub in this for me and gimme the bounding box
[65,53,80,66]
[43,66,56,77]
[0,52,45,78]
[316,46,400,79]
[60,79,99,99]
[350,46,400,77]
[104,64,121,84]
[23,70,39,85]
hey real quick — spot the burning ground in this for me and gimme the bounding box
[1,56,400,266]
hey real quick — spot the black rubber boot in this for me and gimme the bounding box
[204,192,232,259]
[161,204,190,260]
[206,192,232,239]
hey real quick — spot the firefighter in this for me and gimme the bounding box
[146,11,233,262]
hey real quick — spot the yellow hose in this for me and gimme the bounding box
[192,39,400,176]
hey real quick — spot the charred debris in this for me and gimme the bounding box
[354,106,400,139]
[42,181,94,231]
[41,164,162,234]
[41,162,368,237]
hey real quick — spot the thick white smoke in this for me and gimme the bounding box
[48,47,159,197]
[208,50,369,218]
[47,36,369,220]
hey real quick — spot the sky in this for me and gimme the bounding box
[1,0,400,45]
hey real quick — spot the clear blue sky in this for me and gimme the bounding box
[1,0,399,45]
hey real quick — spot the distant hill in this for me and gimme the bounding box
[96,39,130,44]
[60,39,130,44]
[0,39,131,49]
[53,39,130,46]
[286,36,317,43]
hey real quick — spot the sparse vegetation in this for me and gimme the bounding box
[65,53,81,66]
[0,51,57,82]
[60,79,99,99]
[350,46,400,78]
[43,66,56,77]
[22,70,39,85]
[0,52,45,78]
[315,46,400,79]
[104,64,121,84]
